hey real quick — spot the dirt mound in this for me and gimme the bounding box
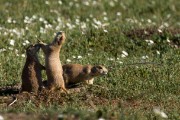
[124,27,180,48]
[0,85,112,108]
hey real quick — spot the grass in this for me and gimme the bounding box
[0,0,179,119]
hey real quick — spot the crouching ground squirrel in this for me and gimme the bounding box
[62,64,108,88]
[21,44,45,94]
[39,32,67,93]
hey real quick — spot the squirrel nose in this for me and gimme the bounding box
[103,71,108,75]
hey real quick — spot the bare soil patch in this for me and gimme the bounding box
[124,27,180,48]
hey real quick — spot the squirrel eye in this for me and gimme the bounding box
[97,66,102,69]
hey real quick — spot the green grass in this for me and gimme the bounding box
[0,0,179,119]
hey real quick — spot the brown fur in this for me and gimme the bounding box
[39,32,67,93]
[62,64,108,87]
[21,44,45,94]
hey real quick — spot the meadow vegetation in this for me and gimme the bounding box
[0,0,179,119]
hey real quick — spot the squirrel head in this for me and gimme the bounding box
[91,65,108,76]
[26,44,40,58]
[53,31,66,46]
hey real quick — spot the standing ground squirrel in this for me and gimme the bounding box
[21,44,45,93]
[62,64,108,88]
[39,32,67,93]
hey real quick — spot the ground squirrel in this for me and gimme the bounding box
[62,64,108,88]
[21,44,45,94]
[39,32,67,93]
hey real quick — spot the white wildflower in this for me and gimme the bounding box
[8,47,13,50]
[102,23,109,27]
[163,22,169,27]
[149,40,154,45]
[158,29,162,33]
[144,30,148,34]
[55,25,61,31]
[4,32,8,35]
[103,29,108,33]
[103,17,108,21]
[83,1,89,6]
[98,118,105,120]
[118,61,123,64]
[58,0,62,5]
[89,14,93,18]
[12,20,16,24]
[0,48,6,52]
[166,14,171,18]
[15,49,18,54]
[69,2,73,6]
[121,54,126,58]
[40,27,46,33]
[7,17,12,23]
[75,18,80,25]
[86,18,90,22]
[32,15,37,19]
[77,55,82,59]
[92,1,97,5]
[0,115,4,120]
[25,40,30,44]
[21,54,25,57]
[142,55,149,59]
[156,51,160,55]
[25,26,29,30]
[45,1,49,5]
[161,112,168,118]
[23,40,30,46]
[72,55,76,59]
[93,19,102,26]
[122,50,128,56]
[145,40,154,45]
[58,114,64,119]
[89,48,93,51]
[166,38,170,43]
[24,16,33,24]
[147,19,152,23]
[82,31,85,34]
[108,58,114,61]
[87,53,92,56]
[92,24,98,29]
[109,1,115,7]
[66,23,74,29]
[45,24,52,29]
[153,107,168,119]
[81,22,87,29]
[117,12,121,16]
[9,39,15,46]
[39,17,44,22]
[103,12,107,16]
[25,16,29,20]
[66,59,71,62]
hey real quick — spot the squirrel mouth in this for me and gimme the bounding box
[102,71,108,75]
